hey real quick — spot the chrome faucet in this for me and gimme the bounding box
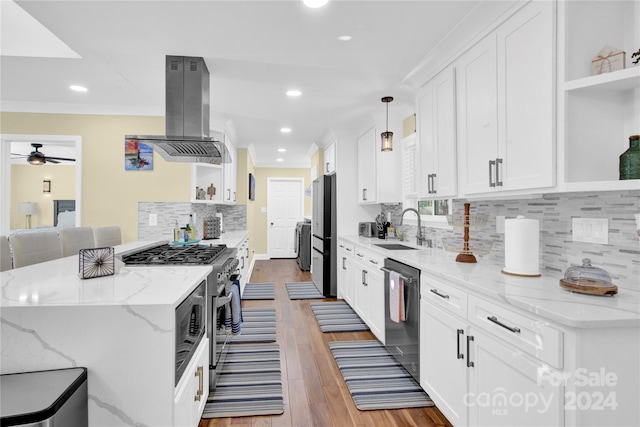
[399,208,428,246]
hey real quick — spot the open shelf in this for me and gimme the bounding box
[564,66,640,93]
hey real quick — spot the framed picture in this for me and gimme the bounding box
[249,173,256,201]
[125,138,153,170]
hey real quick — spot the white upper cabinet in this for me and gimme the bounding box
[324,140,336,175]
[457,1,555,196]
[190,129,237,204]
[357,125,401,204]
[417,67,458,199]
[559,0,640,191]
[357,126,378,203]
[223,137,237,204]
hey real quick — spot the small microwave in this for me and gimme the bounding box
[175,280,206,386]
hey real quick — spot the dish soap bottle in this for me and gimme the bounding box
[184,221,192,242]
[620,134,640,180]
[173,221,180,242]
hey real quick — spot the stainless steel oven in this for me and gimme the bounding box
[382,258,421,382]
[175,280,206,386]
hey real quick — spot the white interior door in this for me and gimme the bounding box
[267,178,304,258]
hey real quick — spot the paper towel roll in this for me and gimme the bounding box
[502,216,541,277]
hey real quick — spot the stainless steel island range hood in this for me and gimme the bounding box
[125,55,229,164]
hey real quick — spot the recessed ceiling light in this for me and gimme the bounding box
[280,127,292,133]
[286,90,301,97]
[338,35,352,42]
[276,158,284,162]
[278,148,287,152]
[303,0,328,8]
[69,85,88,92]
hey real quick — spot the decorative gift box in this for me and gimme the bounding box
[591,45,626,75]
[79,247,115,279]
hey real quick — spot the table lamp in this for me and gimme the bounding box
[19,202,38,229]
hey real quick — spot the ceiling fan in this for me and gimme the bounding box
[11,143,76,165]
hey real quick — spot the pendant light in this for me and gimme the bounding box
[381,96,393,152]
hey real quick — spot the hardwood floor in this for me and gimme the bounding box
[199,259,452,427]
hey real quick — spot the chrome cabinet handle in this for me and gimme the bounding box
[431,173,437,194]
[363,270,368,286]
[487,316,521,333]
[326,162,330,173]
[430,288,450,299]
[346,248,352,252]
[356,253,364,258]
[233,191,237,202]
[342,257,346,270]
[496,158,503,186]
[361,270,365,285]
[467,336,475,368]
[368,259,379,265]
[489,160,496,187]
[194,366,204,401]
[362,188,367,201]
[227,188,231,200]
[457,329,464,359]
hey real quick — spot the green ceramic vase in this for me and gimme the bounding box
[619,135,640,180]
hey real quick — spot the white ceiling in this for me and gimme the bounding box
[1,0,512,167]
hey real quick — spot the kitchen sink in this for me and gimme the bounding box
[373,243,418,250]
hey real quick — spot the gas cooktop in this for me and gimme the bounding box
[120,243,230,266]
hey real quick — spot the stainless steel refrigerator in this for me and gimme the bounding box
[311,174,336,297]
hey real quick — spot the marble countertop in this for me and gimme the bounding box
[198,230,248,249]
[0,241,212,309]
[341,235,640,328]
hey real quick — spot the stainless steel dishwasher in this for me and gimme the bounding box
[382,258,420,382]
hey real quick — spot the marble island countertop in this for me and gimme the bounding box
[0,241,212,309]
[342,235,640,328]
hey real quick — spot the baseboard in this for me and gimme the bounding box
[247,253,270,281]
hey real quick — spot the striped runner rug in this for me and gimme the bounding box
[230,308,277,344]
[285,281,326,300]
[328,340,433,411]
[310,301,370,332]
[203,343,284,418]
[242,282,275,300]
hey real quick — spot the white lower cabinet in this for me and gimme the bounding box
[339,240,384,342]
[365,255,385,343]
[420,276,563,427]
[174,337,209,427]
[468,328,564,427]
[338,240,355,304]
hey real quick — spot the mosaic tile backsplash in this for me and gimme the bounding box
[383,190,640,292]
[138,202,246,242]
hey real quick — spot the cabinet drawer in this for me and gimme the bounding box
[468,295,563,368]
[420,275,467,319]
[363,250,383,270]
[338,241,355,257]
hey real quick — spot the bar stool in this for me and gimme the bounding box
[93,226,122,247]
[9,231,63,268]
[1,235,12,271]
[60,227,95,257]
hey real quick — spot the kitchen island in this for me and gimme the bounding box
[0,241,211,427]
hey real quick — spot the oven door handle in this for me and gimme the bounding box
[216,295,231,307]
